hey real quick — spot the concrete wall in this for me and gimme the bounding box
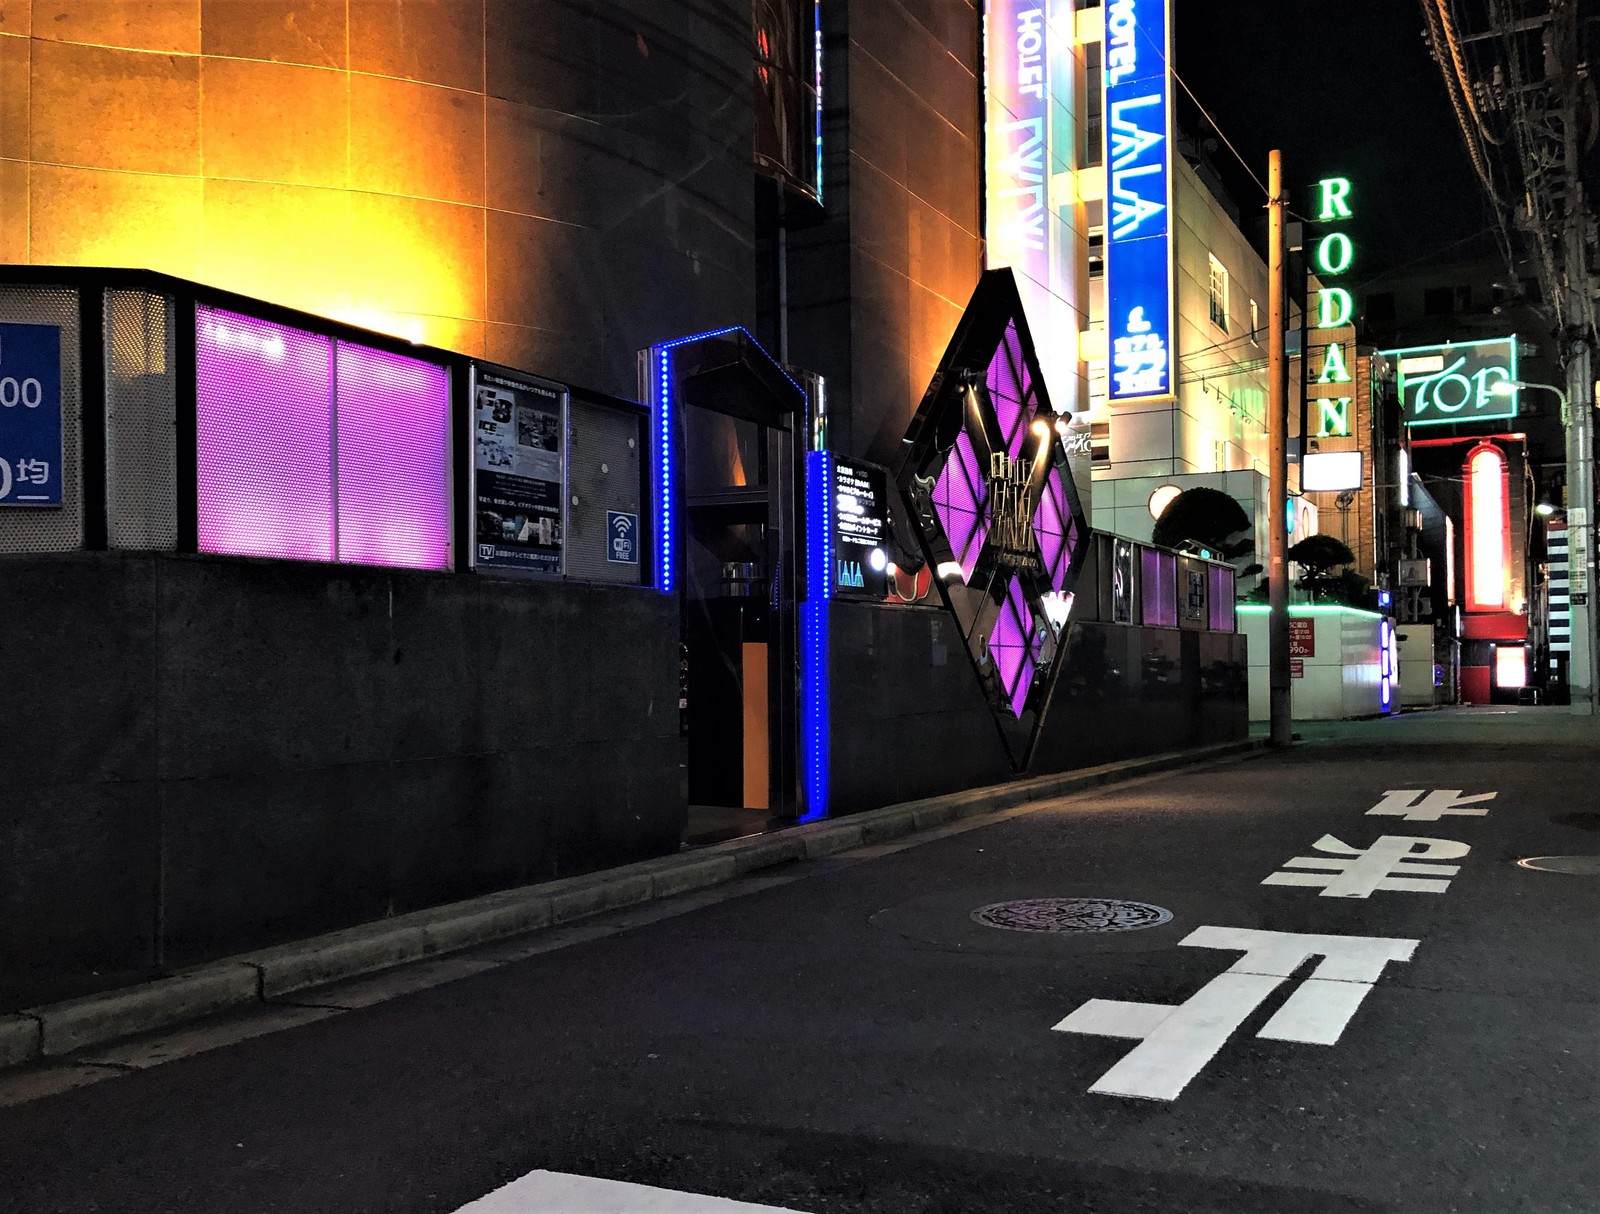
[0,552,679,997]
[826,600,1247,816]
[0,0,754,397]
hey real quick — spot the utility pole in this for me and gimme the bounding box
[1555,3,1595,714]
[1268,149,1291,746]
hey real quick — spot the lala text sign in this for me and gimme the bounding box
[984,0,1049,284]
[831,455,890,599]
[1103,0,1174,403]
[0,323,63,507]
[1389,338,1518,427]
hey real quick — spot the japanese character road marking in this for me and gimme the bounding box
[1262,834,1469,897]
[1053,926,1417,1101]
[1367,789,1496,821]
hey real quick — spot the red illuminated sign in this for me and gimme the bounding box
[1289,618,1315,657]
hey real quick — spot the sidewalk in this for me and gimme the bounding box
[0,739,1262,1072]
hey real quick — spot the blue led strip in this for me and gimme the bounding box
[655,348,675,591]
[800,448,832,821]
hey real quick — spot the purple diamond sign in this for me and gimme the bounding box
[895,270,1088,769]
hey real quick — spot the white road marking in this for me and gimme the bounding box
[1367,789,1496,820]
[452,1170,810,1212]
[1053,926,1417,1101]
[1261,834,1468,897]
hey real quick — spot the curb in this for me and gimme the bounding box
[7,737,1262,1069]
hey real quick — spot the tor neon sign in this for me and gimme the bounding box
[1385,337,1519,428]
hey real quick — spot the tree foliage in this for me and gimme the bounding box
[1151,488,1253,557]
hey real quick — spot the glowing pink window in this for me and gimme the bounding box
[197,308,336,562]
[335,342,451,570]
[195,307,451,571]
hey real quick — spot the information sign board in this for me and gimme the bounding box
[1289,617,1315,658]
[473,366,567,573]
[0,323,62,507]
[831,455,890,600]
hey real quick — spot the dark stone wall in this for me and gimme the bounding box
[827,601,1249,816]
[788,0,983,463]
[0,553,679,997]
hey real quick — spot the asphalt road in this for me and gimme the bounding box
[1,708,1596,1213]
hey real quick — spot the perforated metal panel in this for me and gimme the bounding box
[106,289,177,550]
[565,397,645,584]
[0,286,81,552]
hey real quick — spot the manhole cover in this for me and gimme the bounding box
[1516,855,1600,876]
[970,897,1173,934]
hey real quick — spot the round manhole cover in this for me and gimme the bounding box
[1516,855,1600,876]
[970,897,1174,934]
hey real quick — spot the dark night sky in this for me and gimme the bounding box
[1171,1,1496,286]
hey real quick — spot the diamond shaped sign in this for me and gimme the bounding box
[895,270,1089,770]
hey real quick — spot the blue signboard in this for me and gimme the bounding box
[0,324,63,507]
[1103,0,1174,403]
[606,510,638,564]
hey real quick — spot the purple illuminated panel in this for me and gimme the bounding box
[1141,547,1177,627]
[197,307,335,561]
[988,579,1035,718]
[986,321,1032,460]
[1032,473,1078,592]
[1208,564,1235,632]
[932,429,989,580]
[335,342,451,570]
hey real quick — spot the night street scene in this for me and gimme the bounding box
[0,1,1595,1211]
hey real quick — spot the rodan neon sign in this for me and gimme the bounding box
[1312,176,1354,438]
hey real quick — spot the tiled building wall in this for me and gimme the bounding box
[0,0,755,398]
[788,0,983,464]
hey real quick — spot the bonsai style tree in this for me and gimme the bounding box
[1287,533,1357,601]
[1151,487,1253,560]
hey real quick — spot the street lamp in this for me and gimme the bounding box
[1490,378,1570,422]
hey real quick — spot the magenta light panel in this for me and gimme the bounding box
[334,341,451,570]
[197,307,336,561]
[196,306,452,570]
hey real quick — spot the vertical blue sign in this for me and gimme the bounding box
[1103,0,1174,403]
[0,324,63,507]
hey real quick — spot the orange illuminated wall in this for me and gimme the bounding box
[0,2,751,390]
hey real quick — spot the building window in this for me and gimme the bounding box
[1248,299,1259,344]
[1088,231,1104,279]
[1423,286,1453,315]
[1208,255,1228,331]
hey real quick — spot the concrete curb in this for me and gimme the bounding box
[7,738,1262,1069]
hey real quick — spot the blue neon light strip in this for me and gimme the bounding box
[814,0,824,203]
[1103,0,1175,403]
[800,448,832,821]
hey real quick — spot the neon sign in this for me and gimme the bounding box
[986,2,1049,276]
[1310,176,1354,437]
[1103,0,1174,403]
[1384,337,1518,427]
[1464,442,1508,611]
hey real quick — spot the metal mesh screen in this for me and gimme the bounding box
[334,341,452,570]
[106,289,177,549]
[0,285,81,553]
[196,305,336,562]
[565,397,645,584]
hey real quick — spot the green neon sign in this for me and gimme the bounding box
[1383,337,1519,427]
[1316,177,1352,221]
[1315,397,1352,436]
[1317,341,1352,384]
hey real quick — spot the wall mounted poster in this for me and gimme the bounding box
[473,366,567,573]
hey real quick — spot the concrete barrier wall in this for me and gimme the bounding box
[0,552,679,994]
[827,601,1248,815]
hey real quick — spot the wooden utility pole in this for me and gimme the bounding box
[1268,150,1292,746]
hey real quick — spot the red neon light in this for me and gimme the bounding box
[1463,443,1507,611]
